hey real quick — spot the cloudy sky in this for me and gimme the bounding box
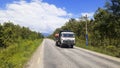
[0,0,106,34]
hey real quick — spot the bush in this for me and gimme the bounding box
[0,39,42,68]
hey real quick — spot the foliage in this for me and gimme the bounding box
[0,22,44,67]
[50,0,120,57]
[0,22,44,48]
[0,39,42,68]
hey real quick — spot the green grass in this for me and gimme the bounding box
[0,39,43,68]
[76,39,120,58]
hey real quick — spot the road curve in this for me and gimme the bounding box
[25,39,120,68]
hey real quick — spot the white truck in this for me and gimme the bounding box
[55,31,75,48]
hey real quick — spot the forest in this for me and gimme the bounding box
[0,22,43,68]
[0,22,43,48]
[50,0,120,57]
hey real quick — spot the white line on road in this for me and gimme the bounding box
[38,57,40,64]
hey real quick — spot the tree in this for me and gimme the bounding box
[0,22,43,48]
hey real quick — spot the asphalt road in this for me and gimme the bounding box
[25,39,120,68]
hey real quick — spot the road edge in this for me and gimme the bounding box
[24,39,45,68]
[40,39,44,68]
[75,46,120,64]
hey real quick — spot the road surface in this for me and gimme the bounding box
[25,39,120,68]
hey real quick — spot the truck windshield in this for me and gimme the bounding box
[62,34,74,37]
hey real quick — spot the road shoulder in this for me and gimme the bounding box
[75,46,120,64]
[24,39,45,68]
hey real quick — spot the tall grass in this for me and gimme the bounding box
[0,39,43,68]
[76,39,120,58]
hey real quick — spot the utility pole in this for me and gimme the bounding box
[84,15,88,46]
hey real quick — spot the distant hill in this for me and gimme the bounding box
[42,33,50,37]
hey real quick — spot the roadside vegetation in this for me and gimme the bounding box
[50,0,120,57]
[0,22,43,68]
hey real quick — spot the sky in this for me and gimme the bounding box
[0,0,107,34]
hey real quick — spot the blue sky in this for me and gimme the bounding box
[0,0,107,17]
[0,0,107,33]
[42,0,106,17]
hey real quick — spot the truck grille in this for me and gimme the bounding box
[63,40,74,44]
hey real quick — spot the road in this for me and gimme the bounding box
[25,39,120,68]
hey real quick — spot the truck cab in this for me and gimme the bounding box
[56,31,75,48]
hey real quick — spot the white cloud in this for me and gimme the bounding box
[0,0,71,33]
[81,12,94,19]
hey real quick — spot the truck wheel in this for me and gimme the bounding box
[70,45,73,48]
[60,44,63,48]
[56,42,58,46]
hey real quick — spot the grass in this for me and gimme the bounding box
[0,39,43,68]
[76,39,120,58]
